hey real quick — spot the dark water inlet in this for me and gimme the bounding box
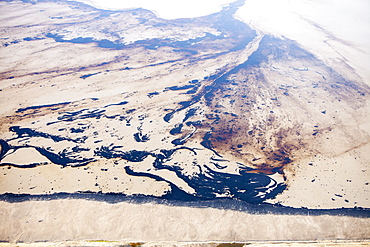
[9,126,84,143]
[16,102,71,113]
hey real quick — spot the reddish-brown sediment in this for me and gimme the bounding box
[171,36,370,178]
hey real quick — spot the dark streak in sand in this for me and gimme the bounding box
[0,140,94,168]
[92,144,285,204]
[1,192,369,218]
[9,126,85,143]
[16,102,72,113]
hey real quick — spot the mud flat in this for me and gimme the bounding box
[0,0,369,243]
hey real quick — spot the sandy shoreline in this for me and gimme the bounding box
[0,199,369,243]
[1,241,370,247]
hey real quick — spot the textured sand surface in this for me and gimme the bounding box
[0,199,369,242]
[1,242,370,247]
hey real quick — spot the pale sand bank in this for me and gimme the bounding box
[0,240,370,247]
[0,199,369,243]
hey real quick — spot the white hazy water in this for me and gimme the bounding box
[237,0,370,84]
